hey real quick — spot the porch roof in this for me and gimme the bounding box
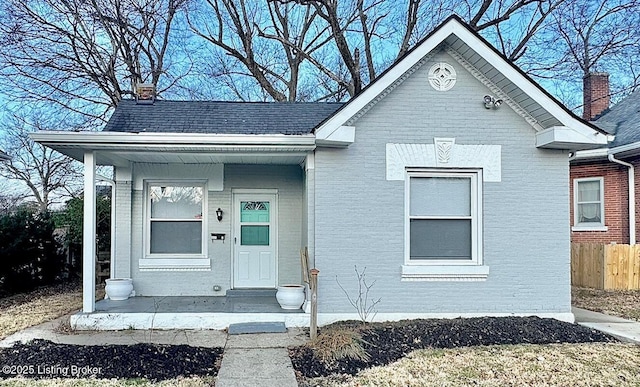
[104,100,344,135]
[30,131,316,166]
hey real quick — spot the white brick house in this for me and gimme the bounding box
[33,16,607,330]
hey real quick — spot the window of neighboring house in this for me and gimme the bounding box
[402,168,488,281]
[573,177,606,231]
[141,182,209,270]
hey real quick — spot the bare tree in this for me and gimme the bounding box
[473,0,566,62]
[0,114,82,212]
[522,0,640,110]
[0,0,191,122]
[191,0,566,101]
[187,0,341,101]
[0,1,198,213]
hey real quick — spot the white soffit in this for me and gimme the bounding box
[315,126,355,147]
[536,126,608,150]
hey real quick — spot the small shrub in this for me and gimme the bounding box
[336,265,381,325]
[0,209,65,296]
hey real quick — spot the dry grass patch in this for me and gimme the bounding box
[0,283,105,340]
[308,326,370,365]
[572,286,640,321]
[304,343,640,387]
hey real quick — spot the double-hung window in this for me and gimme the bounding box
[573,177,606,231]
[142,182,209,269]
[403,168,488,280]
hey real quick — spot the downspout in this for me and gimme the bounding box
[96,174,116,278]
[608,155,635,244]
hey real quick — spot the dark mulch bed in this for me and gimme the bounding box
[0,340,223,381]
[290,316,617,378]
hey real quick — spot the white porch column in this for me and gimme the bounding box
[113,166,132,278]
[304,152,316,268]
[82,151,96,313]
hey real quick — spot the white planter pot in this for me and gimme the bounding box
[105,278,133,301]
[276,285,305,310]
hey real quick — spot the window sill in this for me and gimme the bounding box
[139,258,210,271]
[571,226,608,232]
[401,265,489,281]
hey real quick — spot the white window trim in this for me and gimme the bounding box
[572,177,607,231]
[402,168,488,281]
[141,180,210,270]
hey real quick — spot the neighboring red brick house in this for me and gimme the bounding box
[570,74,640,244]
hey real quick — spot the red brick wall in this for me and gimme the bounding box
[633,158,640,244]
[570,161,628,243]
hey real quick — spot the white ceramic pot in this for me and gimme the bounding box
[276,284,305,310]
[105,278,133,301]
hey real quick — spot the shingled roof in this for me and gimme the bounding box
[104,100,345,135]
[595,89,640,147]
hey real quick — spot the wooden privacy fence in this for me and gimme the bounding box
[571,243,640,290]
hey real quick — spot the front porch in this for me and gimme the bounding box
[71,292,308,330]
[31,125,321,328]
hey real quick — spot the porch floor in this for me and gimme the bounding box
[95,295,303,314]
[73,294,309,330]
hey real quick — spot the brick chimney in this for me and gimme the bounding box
[583,72,610,120]
[136,83,155,104]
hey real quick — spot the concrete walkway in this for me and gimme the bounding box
[0,317,228,348]
[573,307,640,344]
[217,332,304,387]
[0,316,306,386]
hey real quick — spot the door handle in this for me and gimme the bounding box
[234,237,237,244]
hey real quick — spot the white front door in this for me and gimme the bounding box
[233,192,277,288]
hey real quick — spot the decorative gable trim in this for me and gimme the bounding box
[434,137,455,164]
[386,142,501,182]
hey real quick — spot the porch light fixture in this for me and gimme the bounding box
[483,95,503,109]
[216,208,223,222]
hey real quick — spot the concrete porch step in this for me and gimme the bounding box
[228,322,287,335]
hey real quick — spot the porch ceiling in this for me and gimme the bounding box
[55,148,308,166]
[30,131,315,166]
[111,151,307,165]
